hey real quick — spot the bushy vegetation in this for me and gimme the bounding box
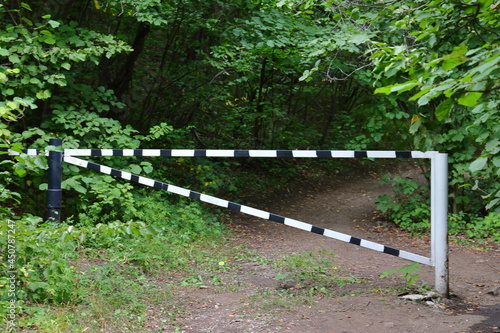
[375,173,500,241]
[1,171,230,330]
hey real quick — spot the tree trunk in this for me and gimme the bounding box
[109,22,151,99]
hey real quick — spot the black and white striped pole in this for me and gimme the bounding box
[46,138,63,222]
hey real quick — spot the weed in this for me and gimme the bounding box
[380,263,429,293]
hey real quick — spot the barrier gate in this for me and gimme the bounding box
[5,139,449,296]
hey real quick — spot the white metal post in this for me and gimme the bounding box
[431,153,449,297]
[431,156,436,265]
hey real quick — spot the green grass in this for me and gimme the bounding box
[2,201,367,332]
[8,240,368,332]
[16,264,184,332]
[238,250,364,312]
[13,236,239,332]
[273,250,362,293]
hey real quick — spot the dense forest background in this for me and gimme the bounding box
[0,0,499,328]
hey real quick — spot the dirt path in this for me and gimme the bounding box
[177,163,500,333]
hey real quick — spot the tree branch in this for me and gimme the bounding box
[0,0,19,25]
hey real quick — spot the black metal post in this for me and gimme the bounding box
[46,138,62,222]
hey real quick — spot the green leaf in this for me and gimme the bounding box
[141,162,153,174]
[21,17,33,26]
[20,2,32,10]
[40,34,57,44]
[409,118,422,134]
[470,103,485,114]
[33,156,47,169]
[351,33,369,45]
[428,35,437,47]
[15,168,27,177]
[470,54,500,77]
[36,90,52,100]
[409,86,432,101]
[309,48,325,57]
[470,156,488,173]
[374,85,392,95]
[458,92,482,107]
[298,69,311,82]
[48,20,61,29]
[61,62,71,70]
[74,183,88,194]
[8,54,20,64]
[129,164,142,174]
[485,198,500,211]
[441,44,468,71]
[485,139,500,155]
[375,80,419,95]
[435,99,453,121]
[391,81,419,94]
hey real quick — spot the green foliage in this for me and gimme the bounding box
[376,173,500,240]
[206,8,326,148]
[1,0,145,222]
[0,141,48,229]
[5,116,143,222]
[0,215,79,307]
[271,0,499,215]
[369,0,500,210]
[380,263,425,291]
[3,3,500,329]
[449,212,500,242]
[92,0,170,26]
[0,3,131,122]
[481,213,500,242]
[375,175,431,233]
[0,145,23,213]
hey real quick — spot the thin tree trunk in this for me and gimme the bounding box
[110,22,151,98]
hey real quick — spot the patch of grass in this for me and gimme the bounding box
[235,249,272,266]
[16,251,187,332]
[240,249,364,313]
[247,289,301,311]
[273,250,362,295]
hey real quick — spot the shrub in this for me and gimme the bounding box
[375,174,430,233]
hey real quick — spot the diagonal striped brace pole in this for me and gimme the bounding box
[64,155,432,265]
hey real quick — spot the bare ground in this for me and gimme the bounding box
[170,163,500,333]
